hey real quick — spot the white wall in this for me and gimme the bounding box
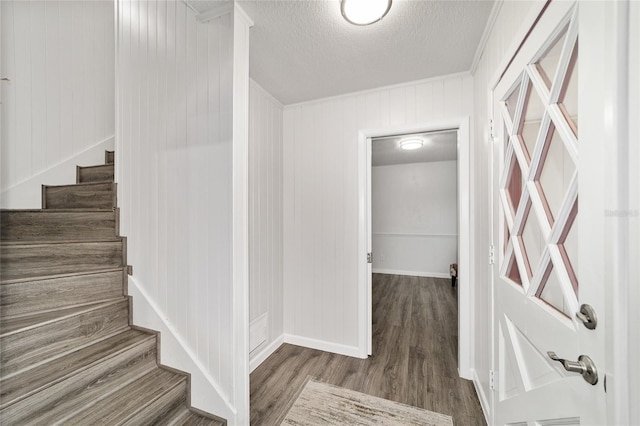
[248,80,284,370]
[372,160,458,278]
[116,1,246,422]
[0,0,115,208]
[470,0,539,419]
[283,74,473,354]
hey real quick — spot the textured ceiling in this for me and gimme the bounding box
[372,130,457,166]
[190,0,494,105]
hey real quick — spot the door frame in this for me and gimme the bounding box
[357,116,472,379]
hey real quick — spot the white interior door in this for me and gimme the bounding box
[492,1,607,424]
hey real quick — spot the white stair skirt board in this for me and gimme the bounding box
[127,276,235,423]
[0,136,115,209]
[372,269,451,279]
[283,334,364,359]
[250,335,284,373]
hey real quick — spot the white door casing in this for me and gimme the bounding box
[491,1,609,424]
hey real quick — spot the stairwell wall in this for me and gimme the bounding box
[0,0,115,208]
[248,80,284,370]
[116,1,247,422]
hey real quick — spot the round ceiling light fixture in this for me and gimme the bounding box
[340,0,392,26]
[400,139,424,150]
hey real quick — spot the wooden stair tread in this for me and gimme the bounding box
[179,411,226,426]
[1,209,117,242]
[77,164,115,184]
[0,240,124,281]
[0,299,130,378]
[0,266,125,285]
[63,368,186,425]
[0,329,153,408]
[43,181,116,210]
[0,298,126,336]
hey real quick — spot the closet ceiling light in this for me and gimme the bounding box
[340,0,392,26]
[400,139,423,150]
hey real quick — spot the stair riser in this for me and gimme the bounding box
[0,300,130,377]
[1,338,157,425]
[0,241,125,281]
[0,210,117,242]
[1,270,125,318]
[105,150,114,164]
[77,164,115,183]
[121,381,187,426]
[42,182,116,209]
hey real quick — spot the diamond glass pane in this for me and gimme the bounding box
[505,154,524,217]
[504,125,510,161]
[537,263,572,318]
[535,26,568,90]
[506,252,523,286]
[559,40,579,136]
[519,83,546,162]
[559,205,579,295]
[536,123,576,226]
[504,218,511,254]
[505,84,521,124]
[520,205,545,279]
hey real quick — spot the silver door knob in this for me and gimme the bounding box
[576,304,598,329]
[547,351,598,385]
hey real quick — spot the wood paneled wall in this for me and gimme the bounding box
[282,74,473,352]
[116,0,235,418]
[470,0,540,417]
[249,80,284,363]
[0,0,114,192]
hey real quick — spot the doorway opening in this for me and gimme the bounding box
[357,118,472,378]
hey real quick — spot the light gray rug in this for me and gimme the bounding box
[281,379,453,426]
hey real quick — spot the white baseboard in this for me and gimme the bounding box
[0,136,115,209]
[250,335,284,373]
[372,268,451,279]
[283,334,365,359]
[471,368,491,425]
[127,276,236,423]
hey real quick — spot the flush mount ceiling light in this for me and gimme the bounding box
[341,0,392,26]
[400,139,424,150]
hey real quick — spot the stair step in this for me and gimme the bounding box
[77,163,114,183]
[42,181,116,209]
[1,334,157,425]
[0,240,125,281]
[105,150,114,164]
[0,268,125,319]
[0,298,130,378]
[0,209,117,242]
[157,404,225,426]
[0,329,155,409]
[63,368,186,425]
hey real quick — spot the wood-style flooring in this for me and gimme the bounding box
[250,274,486,426]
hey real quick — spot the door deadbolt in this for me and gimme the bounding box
[576,304,597,330]
[547,351,598,385]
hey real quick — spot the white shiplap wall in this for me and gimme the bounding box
[283,74,473,353]
[249,80,284,368]
[372,160,458,278]
[117,0,239,421]
[470,0,540,419]
[0,0,114,206]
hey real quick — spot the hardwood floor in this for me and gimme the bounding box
[250,274,486,426]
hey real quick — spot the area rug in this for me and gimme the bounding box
[281,379,453,425]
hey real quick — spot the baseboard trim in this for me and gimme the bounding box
[471,368,491,425]
[283,334,364,359]
[250,335,284,373]
[127,276,236,423]
[372,269,450,279]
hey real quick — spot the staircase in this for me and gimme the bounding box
[0,151,224,425]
